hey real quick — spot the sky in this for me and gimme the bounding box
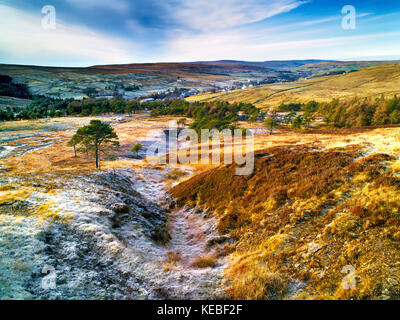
[1,0,400,66]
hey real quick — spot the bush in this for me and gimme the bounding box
[167,169,187,180]
[130,143,143,154]
[190,255,217,268]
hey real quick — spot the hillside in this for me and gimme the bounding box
[171,129,400,299]
[187,63,400,110]
[0,62,298,102]
[0,60,391,106]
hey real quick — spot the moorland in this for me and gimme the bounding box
[1,60,400,300]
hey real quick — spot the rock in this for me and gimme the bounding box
[111,203,130,214]
[150,228,171,244]
[207,235,230,247]
[168,200,176,210]
[124,152,143,160]
[110,203,131,228]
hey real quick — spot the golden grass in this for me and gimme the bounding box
[3,115,400,299]
[187,63,400,110]
[0,188,33,205]
[35,200,69,222]
[167,169,187,180]
[171,138,400,300]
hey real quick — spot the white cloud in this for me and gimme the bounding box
[0,4,135,66]
[163,0,307,31]
[157,0,312,61]
[161,25,400,62]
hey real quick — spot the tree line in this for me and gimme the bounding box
[150,100,261,134]
[271,96,400,129]
[0,96,150,121]
[0,75,32,99]
[322,96,400,127]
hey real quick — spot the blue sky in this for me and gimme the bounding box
[1,0,400,66]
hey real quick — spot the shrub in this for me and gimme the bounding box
[190,255,217,268]
[167,169,187,180]
[130,143,143,154]
[227,267,287,300]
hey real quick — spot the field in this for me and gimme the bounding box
[1,111,400,299]
[188,63,400,110]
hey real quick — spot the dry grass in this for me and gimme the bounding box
[190,255,217,268]
[3,115,400,299]
[171,137,400,300]
[164,251,183,271]
[187,63,400,110]
[167,169,187,180]
[227,266,287,300]
[0,188,33,205]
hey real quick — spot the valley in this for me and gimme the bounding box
[0,60,387,110]
[2,0,400,304]
[0,115,226,299]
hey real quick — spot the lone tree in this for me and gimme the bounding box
[177,118,187,129]
[291,115,303,129]
[67,133,83,157]
[69,120,119,169]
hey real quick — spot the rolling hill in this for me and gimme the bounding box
[0,60,397,109]
[0,61,299,102]
[187,63,400,110]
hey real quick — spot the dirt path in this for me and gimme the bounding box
[167,208,221,267]
[133,168,228,299]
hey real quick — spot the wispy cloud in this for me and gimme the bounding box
[1,0,400,65]
[163,0,307,31]
[162,24,400,62]
[0,4,135,66]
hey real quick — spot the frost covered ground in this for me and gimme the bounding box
[0,116,227,300]
[2,115,399,300]
[0,169,226,299]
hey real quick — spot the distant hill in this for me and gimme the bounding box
[0,61,305,101]
[187,62,400,110]
[196,59,339,70]
[0,60,397,105]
